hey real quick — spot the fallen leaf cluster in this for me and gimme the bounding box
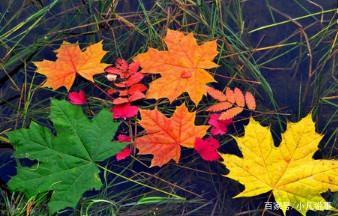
[6,29,335,216]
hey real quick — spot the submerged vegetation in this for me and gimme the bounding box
[0,0,337,215]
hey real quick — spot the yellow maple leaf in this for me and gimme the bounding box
[34,41,109,91]
[133,29,218,104]
[221,114,338,215]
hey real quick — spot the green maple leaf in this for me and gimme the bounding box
[7,99,128,214]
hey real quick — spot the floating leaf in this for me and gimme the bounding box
[220,114,338,215]
[34,41,109,90]
[7,99,127,214]
[134,29,218,104]
[135,105,209,167]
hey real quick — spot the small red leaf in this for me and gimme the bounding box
[116,58,128,71]
[112,103,139,119]
[108,59,146,119]
[129,83,147,94]
[129,91,145,102]
[208,114,233,135]
[68,90,87,105]
[128,62,140,74]
[117,134,131,142]
[116,147,131,161]
[126,72,144,86]
[105,67,122,75]
[194,137,220,161]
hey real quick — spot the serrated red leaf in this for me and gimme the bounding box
[128,62,140,75]
[108,59,148,115]
[116,58,128,71]
[114,73,144,88]
[126,72,144,86]
[129,83,147,94]
[105,67,123,75]
[129,91,145,102]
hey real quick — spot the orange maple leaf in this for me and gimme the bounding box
[133,29,219,104]
[134,105,209,167]
[34,41,109,90]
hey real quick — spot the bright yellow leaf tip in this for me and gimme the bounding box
[221,114,338,215]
